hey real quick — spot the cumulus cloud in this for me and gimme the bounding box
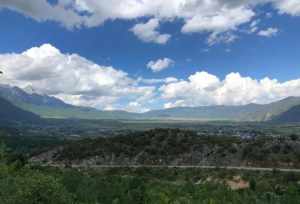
[181,6,255,34]
[275,0,300,16]
[130,18,171,44]
[0,44,155,112]
[257,27,279,37]
[1,44,300,111]
[1,0,298,44]
[147,58,174,72]
[160,71,300,108]
[0,0,84,29]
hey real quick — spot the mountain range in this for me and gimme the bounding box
[0,84,137,120]
[145,97,300,121]
[0,84,299,122]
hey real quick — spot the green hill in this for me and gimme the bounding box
[31,129,300,168]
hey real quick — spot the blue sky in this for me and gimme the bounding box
[0,1,300,112]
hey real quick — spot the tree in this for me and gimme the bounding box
[0,172,74,204]
[250,178,256,191]
[289,134,298,141]
[0,141,9,163]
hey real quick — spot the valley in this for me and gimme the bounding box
[1,84,300,204]
[2,1,300,202]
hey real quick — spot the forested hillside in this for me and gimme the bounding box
[32,129,300,168]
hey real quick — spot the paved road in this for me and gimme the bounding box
[44,164,300,173]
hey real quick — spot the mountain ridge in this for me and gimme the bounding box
[1,84,300,121]
[144,96,300,121]
[0,84,138,120]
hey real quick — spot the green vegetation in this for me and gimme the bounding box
[37,129,300,168]
[1,152,300,204]
[1,121,300,203]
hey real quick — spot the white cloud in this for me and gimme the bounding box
[165,77,178,83]
[249,19,260,33]
[125,101,150,113]
[147,58,174,72]
[164,100,186,109]
[275,0,300,16]
[181,6,255,34]
[0,44,156,112]
[2,44,300,111]
[160,71,300,108]
[257,27,279,37]
[130,18,171,44]
[207,32,238,46]
[0,0,84,29]
[1,0,297,44]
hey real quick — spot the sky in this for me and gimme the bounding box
[0,0,300,112]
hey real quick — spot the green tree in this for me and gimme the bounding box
[250,178,256,191]
[0,141,9,163]
[0,172,74,204]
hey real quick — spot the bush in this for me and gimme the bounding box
[0,170,74,204]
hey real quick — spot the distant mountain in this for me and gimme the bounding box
[0,84,71,108]
[0,84,138,120]
[1,84,300,121]
[272,105,300,123]
[0,96,40,122]
[144,97,300,121]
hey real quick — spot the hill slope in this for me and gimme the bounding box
[31,129,300,168]
[0,85,138,119]
[272,105,300,122]
[0,96,40,122]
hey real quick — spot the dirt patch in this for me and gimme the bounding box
[226,176,249,190]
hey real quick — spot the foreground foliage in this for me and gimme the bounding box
[1,130,300,204]
[1,161,300,203]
